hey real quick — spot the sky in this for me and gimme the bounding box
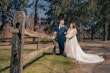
[27,0,50,18]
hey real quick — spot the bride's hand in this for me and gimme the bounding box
[69,35,74,39]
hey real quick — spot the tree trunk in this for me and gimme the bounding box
[90,24,94,41]
[108,24,110,40]
[103,22,108,41]
[67,15,70,26]
[33,0,38,43]
[34,0,38,25]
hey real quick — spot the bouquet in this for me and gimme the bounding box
[66,33,73,38]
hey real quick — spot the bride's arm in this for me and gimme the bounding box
[69,29,77,39]
[73,28,77,36]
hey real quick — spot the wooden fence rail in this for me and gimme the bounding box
[23,45,54,65]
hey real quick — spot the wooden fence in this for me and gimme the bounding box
[10,11,54,73]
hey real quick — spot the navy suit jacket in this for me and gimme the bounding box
[54,24,68,43]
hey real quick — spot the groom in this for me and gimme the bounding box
[53,19,68,56]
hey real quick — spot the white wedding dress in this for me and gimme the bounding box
[65,29,104,63]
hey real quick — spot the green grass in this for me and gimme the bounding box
[0,49,10,73]
[0,49,77,73]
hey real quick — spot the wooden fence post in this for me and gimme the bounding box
[10,11,25,73]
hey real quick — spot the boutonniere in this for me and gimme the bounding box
[62,25,64,28]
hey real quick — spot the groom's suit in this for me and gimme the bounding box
[54,24,68,55]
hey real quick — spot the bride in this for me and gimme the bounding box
[65,23,104,63]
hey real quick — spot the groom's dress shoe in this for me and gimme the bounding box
[52,46,56,54]
[56,53,61,55]
[63,53,67,57]
[58,53,67,57]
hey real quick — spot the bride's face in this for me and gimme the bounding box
[70,24,73,28]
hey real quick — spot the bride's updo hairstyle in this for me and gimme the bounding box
[70,23,76,28]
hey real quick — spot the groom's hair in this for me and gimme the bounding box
[60,19,64,21]
[59,19,65,24]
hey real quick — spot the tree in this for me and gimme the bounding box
[0,0,31,31]
[45,0,110,41]
[0,0,12,31]
[34,0,38,27]
[34,0,47,29]
[96,0,110,41]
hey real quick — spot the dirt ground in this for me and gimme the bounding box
[78,41,110,73]
[0,41,110,73]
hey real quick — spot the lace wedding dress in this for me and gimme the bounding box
[65,29,104,63]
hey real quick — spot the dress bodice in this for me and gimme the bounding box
[66,29,74,38]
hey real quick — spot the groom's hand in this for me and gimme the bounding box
[52,32,57,40]
[52,35,56,40]
[64,32,67,34]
